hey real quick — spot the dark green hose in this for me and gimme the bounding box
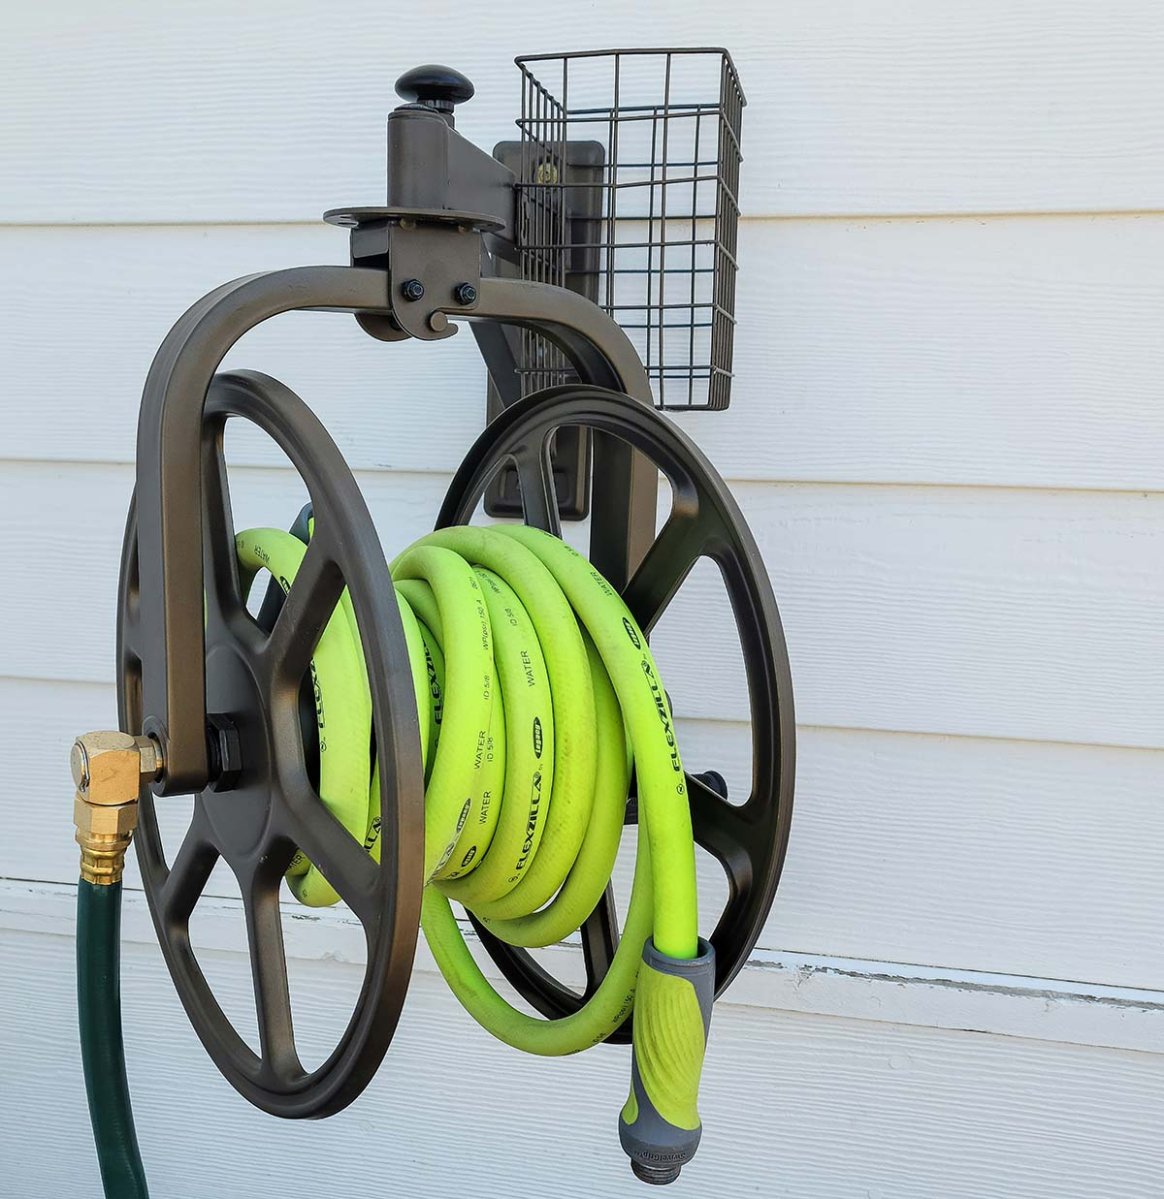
[77,879,149,1199]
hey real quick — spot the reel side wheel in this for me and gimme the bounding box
[438,384,796,1037]
[117,370,426,1119]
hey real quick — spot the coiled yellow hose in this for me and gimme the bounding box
[236,520,712,1175]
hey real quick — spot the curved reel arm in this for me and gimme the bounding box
[131,267,654,795]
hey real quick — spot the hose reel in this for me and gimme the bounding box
[116,373,794,1121]
[77,53,795,1194]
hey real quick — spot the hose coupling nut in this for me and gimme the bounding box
[71,731,163,885]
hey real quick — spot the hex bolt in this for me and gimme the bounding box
[454,281,478,306]
[400,278,425,302]
[206,714,243,793]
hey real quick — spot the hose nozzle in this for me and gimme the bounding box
[71,731,163,885]
[619,938,716,1184]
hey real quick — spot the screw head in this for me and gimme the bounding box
[400,278,425,302]
[454,281,478,306]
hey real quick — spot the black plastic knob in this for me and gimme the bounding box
[395,64,475,113]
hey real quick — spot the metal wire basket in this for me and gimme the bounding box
[511,48,745,411]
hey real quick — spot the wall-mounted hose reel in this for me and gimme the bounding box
[76,50,794,1195]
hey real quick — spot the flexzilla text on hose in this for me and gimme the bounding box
[236,519,714,1180]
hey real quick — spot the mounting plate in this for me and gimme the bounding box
[481,139,605,520]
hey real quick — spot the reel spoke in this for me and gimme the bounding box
[263,535,346,686]
[202,432,243,632]
[621,510,708,635]
[512,438,562,536]
[119,607,141,660]
[687,772,756,899]
[280,784,382,927]
[241,872,302,1081]
[159,807,220,925]
[580,885,621,997]
[118,522,143,661]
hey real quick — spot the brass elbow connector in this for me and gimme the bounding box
[71,731,164,885]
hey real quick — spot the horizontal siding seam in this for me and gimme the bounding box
[4,879,1163,1056]
[3,675,1160,756]
[2,457,1163,500]
[3,208,1164,231]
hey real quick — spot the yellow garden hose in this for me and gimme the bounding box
[235,520,715,1181]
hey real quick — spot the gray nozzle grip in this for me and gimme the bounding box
[619,938,716,1184]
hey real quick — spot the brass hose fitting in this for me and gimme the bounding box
[71,731,164,885]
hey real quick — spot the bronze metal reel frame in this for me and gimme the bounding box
[114,266,761,1114]
[116,261,794,1114]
